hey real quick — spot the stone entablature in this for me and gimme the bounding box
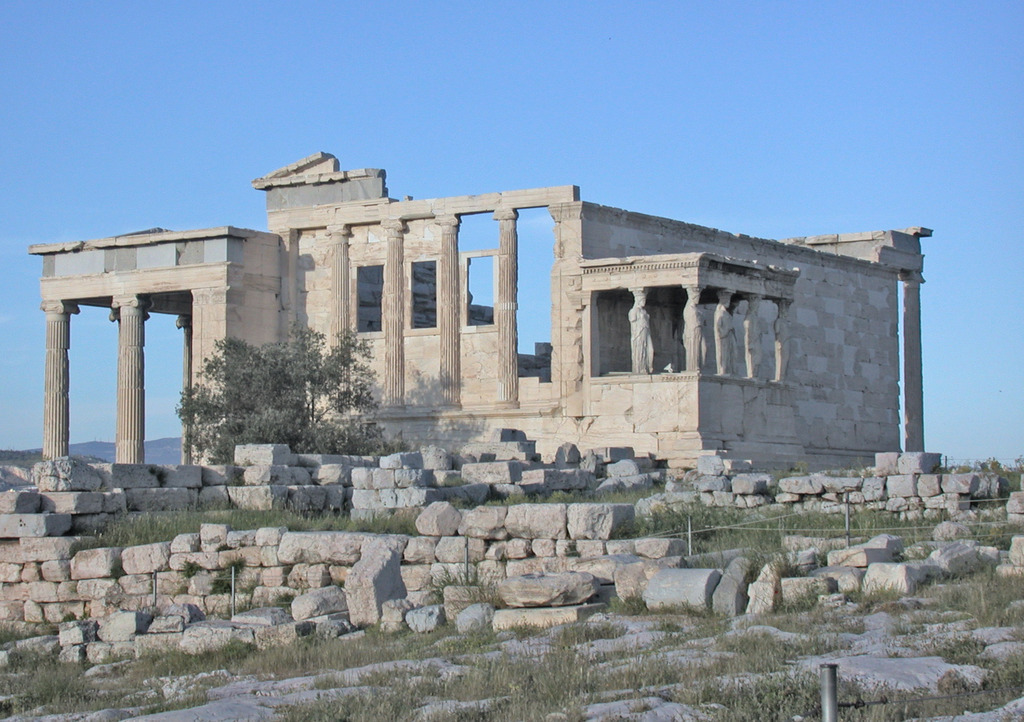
[29,152,929,468]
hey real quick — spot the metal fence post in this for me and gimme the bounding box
[687,516,692,556]
[844,492,851,547]
[820,663,838,722]
[231,566,236,618]
[152,572,157,607]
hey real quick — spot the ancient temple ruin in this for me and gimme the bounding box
[29,152,928,467]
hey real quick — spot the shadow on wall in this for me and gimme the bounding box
[382,374,488,451]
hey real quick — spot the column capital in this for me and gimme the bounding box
[380,218,406,236]
[716,289,733,303]
[899,270,925,285]
[327,223,353,239]
[493,207,518,222]
[175,314,192,330]
[435,214,460,229]
[41,299,79,315]
[111,294,151,310]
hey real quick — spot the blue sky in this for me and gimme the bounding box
[0,2,1020,461]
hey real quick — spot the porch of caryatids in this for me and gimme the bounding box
[743,294,763,379]
[628,287,654,374]
[436,215,462,407]
[41,300,79,460]
[111,294,150,464]
[900,270,925,452]
[381,219,406,407]
[494,208,519,407]
[327,223,352,342]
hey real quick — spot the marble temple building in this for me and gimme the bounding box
[29,152,929,467]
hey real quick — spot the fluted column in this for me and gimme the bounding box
[111,295,149,463]
[382,219,406,407]
[744,294,763,379]
[682,286,702,372]
[41,300,79,459]
[176,314,193,464]
[901,271,925,452]
[774,299,791,382]
[328,224,352,342]
[437,215,462,407]
[494,208,519,407]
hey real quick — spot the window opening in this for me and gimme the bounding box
[356,265,384,332]
[411,260,437,329]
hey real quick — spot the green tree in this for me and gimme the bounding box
[178,327,382,463]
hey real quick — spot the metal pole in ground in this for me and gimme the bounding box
[464,540,470,581]
[231,566,236,618]
[845,492,851,547]
[152,572,157,607]
[687,516,692,556]
[820,663,838,722]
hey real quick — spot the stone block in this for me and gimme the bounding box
[380,452,423,469]
[98,610,152,642]
[606,459,642,477]
[863,562,917,595]
[420,446,452,471]
[521,468,595,491]
[0,514,72,538]
[595,474,654,495]
[314,465,351,486]
[227,485,288,510]
[415,502,462,537]
[492,603,605,630]
[565,554,641,585]
[897,452,941,475]
[434,536,485,564]
[778,476,823,495]
[121,542,172,575]
[32,458,103,492]
[695,475,730,492]
[916,474,942,498]
[159,465,202,488]
[696,455,726,476]
[108,464,162,489]
[732,474,771,495]
[567,503,634,540]
[71,547,122,580]
[780,577,836,604]
[200,465,243,486]
[643,568,721,611]
[461,461,523,485]
[253,621,314,650]
[458,506,508,540]
[861,477,885,501]
[345,540,406,627]
[170,533,200,554]
[181,621,255,654]
[886,475,917,498]
[40,559,71,582]
[504,503,568,540]
[811,566,865,594]
[0,490,40,514]
[292,586,347,621]
[406,604,445,633]
[942,474,980,495]
[59,619,98,646]
[456,602,495,633]
[234,444,296,467]
[39,491,112,515]
[242,464,291,486]
[401,564,433,591]
[874,452,900,476]
[125,488,195,512]
[497,571,598,608]
[712,556,750,616]
[634,538,687,559]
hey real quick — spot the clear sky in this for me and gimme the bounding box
[1,2,1020,462]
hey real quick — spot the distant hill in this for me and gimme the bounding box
[1,437,183,467]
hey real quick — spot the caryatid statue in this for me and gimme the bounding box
[714,290,735,376]
[683,286,702,372]
[628,287,654,375]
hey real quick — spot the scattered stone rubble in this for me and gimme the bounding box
[0,439,1020,679]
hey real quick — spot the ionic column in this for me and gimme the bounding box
[774,299,791,382]
[494,208,519,407]
[714,290,735,376]
[41,300,79,459]
[328,224,352,341]
[437,215,462,407]
[743,294,763,379]
[683,286,702,372]
[901,271,925,452]
[176,314,193,464]
[111,295,149,463]
[381,219,406,407]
